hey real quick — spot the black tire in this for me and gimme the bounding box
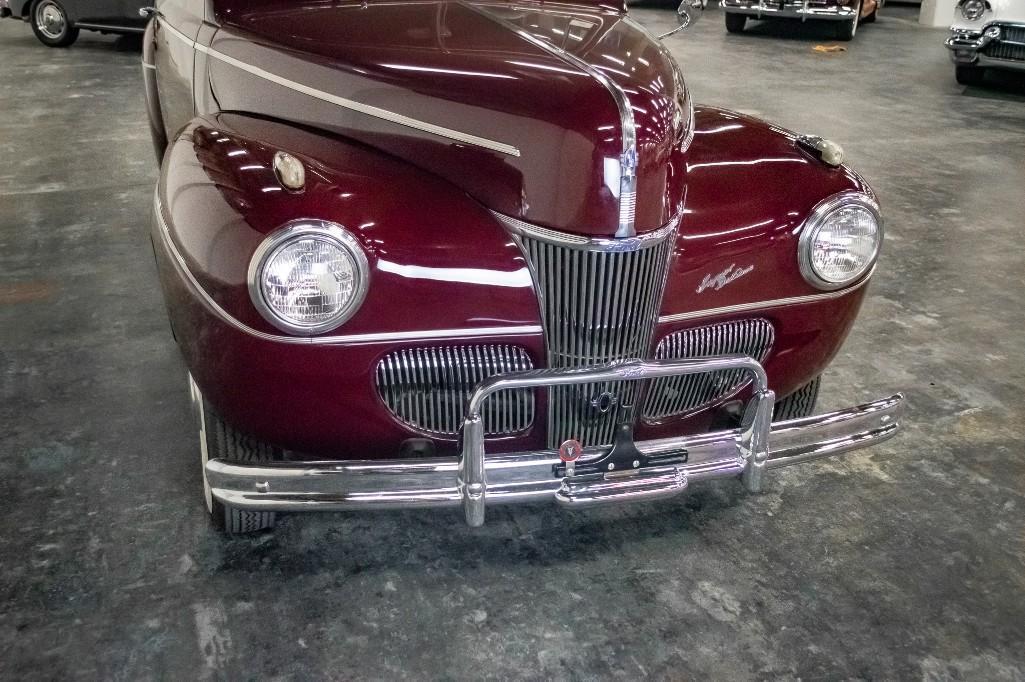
[773,376,821,421]
[835,0,860,41]
[725,12,746,33]
[864,6,877,23]
[955,64,985,86]
[191,375,281,533]
[30,0,79,47]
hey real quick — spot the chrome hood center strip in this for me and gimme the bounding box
[460,1,638,238]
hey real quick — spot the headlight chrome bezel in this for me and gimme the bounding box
[959,0,988,21]
[798,192,883,291]
[247,220,370,335]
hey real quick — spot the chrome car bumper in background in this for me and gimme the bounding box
[206,357,905,526]
[946,24,1025,70]
[720,0,858,21]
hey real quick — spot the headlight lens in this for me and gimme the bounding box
[799,194,882,290]
[960,0,986,21]
[248,221,369,334]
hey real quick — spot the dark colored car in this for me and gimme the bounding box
[1,0,147,47]
[720,0,882,40]
[143,0,904,533]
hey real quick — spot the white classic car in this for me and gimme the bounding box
[946,0,1025,85]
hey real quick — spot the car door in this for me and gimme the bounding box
[65,0,115,25]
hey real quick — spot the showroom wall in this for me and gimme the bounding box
[920,0,958,27]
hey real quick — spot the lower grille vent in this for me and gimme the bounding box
[642,319,775,420]
[376,345,534,437]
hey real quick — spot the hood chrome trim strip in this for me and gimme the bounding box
[154,195,542,345]
[460,1,638,238]
[160,19,520,157]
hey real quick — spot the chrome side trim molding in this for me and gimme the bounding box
[159,19,520,157]
[657,271,873,324]
[76,22,145,32]
[153,196,542,345]
[157,17,194,47]
[460,2,638,237]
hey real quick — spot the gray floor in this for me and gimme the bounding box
[1,4,1023,679]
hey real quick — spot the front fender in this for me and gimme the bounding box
[153,113,543,456]
[643,106,878,423]
[142,17,168,165]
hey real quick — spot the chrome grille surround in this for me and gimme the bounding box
[643,319,775,421]
[376,345,535,437]
[984,24,1025,61]
[495,211,680,448]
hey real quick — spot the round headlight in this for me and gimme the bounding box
[799,193,882,290]
[960,0,987,21]
[248,221,369,334]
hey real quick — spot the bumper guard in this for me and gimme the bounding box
[206,357,905,527]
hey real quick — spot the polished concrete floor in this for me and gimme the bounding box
[1,4,1024,679]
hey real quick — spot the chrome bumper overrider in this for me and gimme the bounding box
[720,0,857,21]
[946,29,995,63]
[206,357,905,527]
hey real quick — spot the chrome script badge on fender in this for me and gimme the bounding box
[696,263,754,293]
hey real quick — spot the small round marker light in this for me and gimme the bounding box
[272,151,306,191]
[816,139,844,167]
[796,135,844,168]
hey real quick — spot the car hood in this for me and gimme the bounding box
[207,0,689,237]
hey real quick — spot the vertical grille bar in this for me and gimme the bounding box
[376,345,535,437]
[983,24,1025,61]
[507,217,678,449]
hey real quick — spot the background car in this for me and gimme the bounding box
[0,0,147,47]
[720,0,882,40]
[946,0,1025,85]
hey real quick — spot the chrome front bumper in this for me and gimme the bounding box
[946,28,1025,69]
[206,357,905,527]
[720,0,858,21]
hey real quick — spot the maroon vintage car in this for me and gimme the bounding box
[143,0,903,533]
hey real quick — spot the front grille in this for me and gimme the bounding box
[984,24,1025,61]
[376,345,534,437]
[499,213,678,448]
[642,319,775,421]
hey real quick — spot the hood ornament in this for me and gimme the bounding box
[659,0,707,39]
